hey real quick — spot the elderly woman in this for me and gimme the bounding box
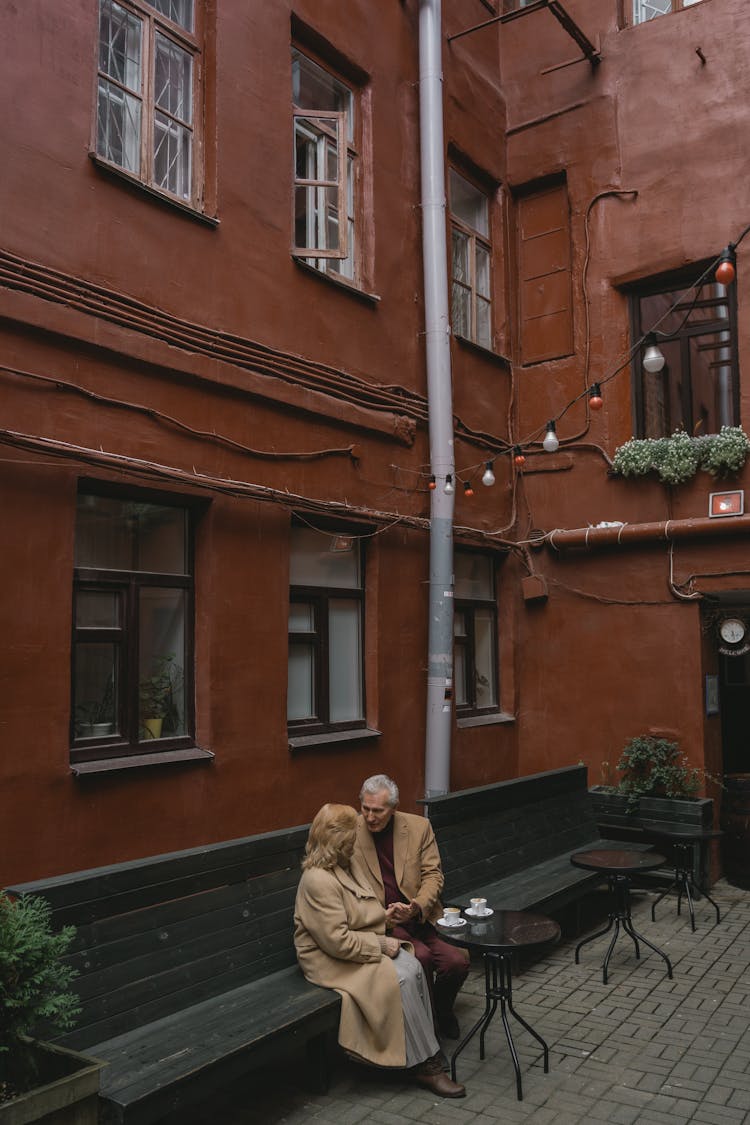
[294,804,466,1098]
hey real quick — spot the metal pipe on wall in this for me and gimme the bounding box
[419,0,455,797]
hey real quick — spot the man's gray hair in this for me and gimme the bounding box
[359,774,399,807]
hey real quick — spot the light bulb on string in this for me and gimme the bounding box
[463,480,474,497]
[482,461,496,487]
[715,245,737,286]
[642,334,666,374]
[428,474,436,490]
[444,474,455,495]
[513,446,526,467]
[542,421,559,453]
[588,383,603,411]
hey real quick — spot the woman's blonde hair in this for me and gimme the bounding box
[302,804,358,870]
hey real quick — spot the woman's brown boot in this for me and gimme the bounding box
[414,1052,466,1098]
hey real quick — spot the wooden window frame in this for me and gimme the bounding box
[454,552,500,718]
[71,484,197,766]
[94,0,204,210]
[630,0,703,24]
[449,169,494,350]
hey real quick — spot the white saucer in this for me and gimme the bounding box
[465,907,494,918]
[437,917,467,929]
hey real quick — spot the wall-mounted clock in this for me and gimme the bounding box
[719,617,746,645]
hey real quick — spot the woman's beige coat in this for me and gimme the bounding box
[294,861,408,1067]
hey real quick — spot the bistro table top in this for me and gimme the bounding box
[436,909,560,954]
[640,825,724,844]
[571,848,667,874]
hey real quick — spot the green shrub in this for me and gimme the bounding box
[613,426,750,484]
[0,893,80,1096]
[615,735,701,808]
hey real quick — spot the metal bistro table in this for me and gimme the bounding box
[571,848,673,984]
[436,909,560,1100]
[645,826,723,931]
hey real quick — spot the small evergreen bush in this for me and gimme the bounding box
[615,735,701,809]
[0,892,80,1098]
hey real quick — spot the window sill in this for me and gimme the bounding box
[292,256,381,305]
[70,746,214,776]
[89,153,220,228]
[289,726,382,751]
[454,333,511,368]
[456,711,515,729]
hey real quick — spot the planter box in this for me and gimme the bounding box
[0,1040,105,1125]
[589,787,715,884]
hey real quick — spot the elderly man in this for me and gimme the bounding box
[353,773,469,1039]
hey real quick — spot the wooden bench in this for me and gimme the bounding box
[6,825,340,1125]
[422,765,628,928]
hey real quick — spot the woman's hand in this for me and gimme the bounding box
[382,936,401,959]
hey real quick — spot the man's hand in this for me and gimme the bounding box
[386,900,419,924]
[382,936,401,958]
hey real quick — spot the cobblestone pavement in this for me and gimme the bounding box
[198,880,750,1125]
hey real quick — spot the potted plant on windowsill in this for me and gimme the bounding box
[75,673,115,739]
[139,654,182,740]
[0,892,104,1123]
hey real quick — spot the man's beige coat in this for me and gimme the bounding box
[294,862,408,1067]
[354,810,445,925]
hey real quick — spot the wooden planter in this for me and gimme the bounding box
[589,787,715,884]
[0,1040,105,1125]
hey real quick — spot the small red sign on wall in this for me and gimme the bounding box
[709,490,744,517]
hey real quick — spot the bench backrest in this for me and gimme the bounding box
[6,824,310,1051]
[422,766,598,898]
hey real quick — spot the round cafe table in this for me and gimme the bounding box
[436,908,560,1100]
[571,848,674,984]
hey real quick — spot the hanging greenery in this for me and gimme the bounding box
[612,426,750,485]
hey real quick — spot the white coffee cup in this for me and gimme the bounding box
[470,897,488,915]
[441,907,461,926]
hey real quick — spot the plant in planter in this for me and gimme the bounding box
[615,735,702,809]
[0,892,85,1110]
[75,672,115,738]
[612,426,750,485]
[139,654,182,739]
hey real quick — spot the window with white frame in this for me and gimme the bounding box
[292,49,358,281]
[632,0,702,23]
[96,0,202,205]
[287,524,365,733]
[450,169,493,349]
[454,551,498,715]
[71,487,196,764]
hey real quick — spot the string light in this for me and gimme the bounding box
[542,421,559,453]
[463,480,474,497]
[444,474,455,495]
[642,334,666,374]
[715,246,737,286]
[482,461,496,486]
[428,474,436,490]
[588,383,603,410]
[513,446,526,467]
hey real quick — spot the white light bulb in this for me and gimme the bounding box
[542,424,559,453]
[482,464,495,487]
[643,342,666,374]
[444,474,455,495]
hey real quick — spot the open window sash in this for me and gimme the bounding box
[293,111,348,260]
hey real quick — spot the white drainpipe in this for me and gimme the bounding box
[419,0,455,797]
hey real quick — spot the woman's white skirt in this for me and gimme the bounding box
[393,949,440,1067]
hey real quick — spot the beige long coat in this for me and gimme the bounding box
[354,810,445,925]
[293,862,408,1067]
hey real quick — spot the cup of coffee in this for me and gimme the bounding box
[441,907,462,926]
[470,897,488,915]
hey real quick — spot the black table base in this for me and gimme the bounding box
[450,951,549,1100]
[575,873,674,984]
[651,841,721,932]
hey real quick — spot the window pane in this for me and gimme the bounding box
[454,611,467,638]
[474,608,497,709]
[452,229,469,283]
[145,0,194,32]
[76,495,188,574]
[328,600,363,722]
[289,602,315,631]
[454,644,467,706]
[74,644,118,736]
[292,51,354,138]
[633,0,672,20]
[138,588,186,737]
[97,79,142,173]
[455,552,494,599]
[289,527,361,589]
[452,282,470,339]
[288,644,315,720]
[450,169,489,236]
[477,297,492,350]
[99,0,142,90]
[476,245,491,299]
[76,590,120,629]
[154,33,193,124]
[153,111,192,198]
